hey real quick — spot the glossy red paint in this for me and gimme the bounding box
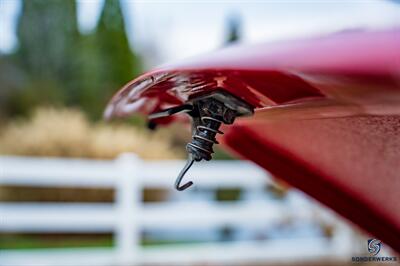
[105,29,400,251]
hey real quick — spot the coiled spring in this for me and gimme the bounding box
[187,116,224,158]
[176,116,225,191]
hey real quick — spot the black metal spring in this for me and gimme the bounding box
[176,116,224,191]
[186,116,224,158]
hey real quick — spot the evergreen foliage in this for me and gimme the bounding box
[0,0,142,120]
[225,14,241,44]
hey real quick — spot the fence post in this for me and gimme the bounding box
[115,153,142,266]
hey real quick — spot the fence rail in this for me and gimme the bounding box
[0,154,355,266]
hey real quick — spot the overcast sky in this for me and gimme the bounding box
[1,0,400,66]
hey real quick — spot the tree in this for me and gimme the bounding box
[78,0,142,119]
[225,14,241,45]
[16,0,80,107]
[96,0,140,84]
[3,0,142,120]
[2,0,81,116]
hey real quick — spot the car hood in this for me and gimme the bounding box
[105,29,400,251]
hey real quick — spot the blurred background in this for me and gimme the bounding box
[1,0,400,265]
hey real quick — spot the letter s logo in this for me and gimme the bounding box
[368,239,382,256]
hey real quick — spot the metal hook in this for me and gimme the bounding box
[175,155,195,191]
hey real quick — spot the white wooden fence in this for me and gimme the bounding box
[0,154,356,266]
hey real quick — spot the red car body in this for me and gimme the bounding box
[106,29,400,251]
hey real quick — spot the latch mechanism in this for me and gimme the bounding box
[148,90,253,191]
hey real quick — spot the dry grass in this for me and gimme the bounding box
[0,107,184,160]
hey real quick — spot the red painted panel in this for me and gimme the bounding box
[105,29,400,251]
[223,117,400,250]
